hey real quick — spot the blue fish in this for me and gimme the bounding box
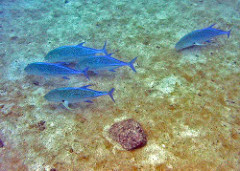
[175,24,231,51]
[24,62,89,79]
[44,85,115,110]
[75,54,137,73]
[45,42,108,63]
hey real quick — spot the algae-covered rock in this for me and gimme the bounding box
[109,119,147,150]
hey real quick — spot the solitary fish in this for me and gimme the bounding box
[175,24,231,51]
[24,62,89,79]
[44,85,115,110]
[75,54,137,73]
[45,42,108,63]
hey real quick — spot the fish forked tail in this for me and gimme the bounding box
[82,67,90,80]
[227,30,231,38]
[128,57,138,72]
[101,41,109,55]
[108,88,115,103]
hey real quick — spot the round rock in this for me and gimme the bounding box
[109,119,147,150]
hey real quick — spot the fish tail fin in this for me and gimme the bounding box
[82,67,90,80]
[102,41,108,55]
[108,88,115,102]
[227,30,231,38]
[128,57,138,72]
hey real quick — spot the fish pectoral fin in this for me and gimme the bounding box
[109,66,121,72]
[62,76,70,80]
[205,40,211,43]
[62,100,73,110]
[85,100,93,103]
[194,39,215,46]
[55,62,70,66]
[206,39,217,44]
[193,42,207,46]
[109,69,116,72]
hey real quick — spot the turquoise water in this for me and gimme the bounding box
[0,0,239,170]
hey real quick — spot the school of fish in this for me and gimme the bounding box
[25,42,137,109]
[24,24,231,110]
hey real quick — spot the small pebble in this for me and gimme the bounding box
[10,36,18,41]
[0,138,4,148]
[33,81,40,86]
[37,120,46,131]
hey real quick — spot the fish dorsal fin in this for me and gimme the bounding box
[76,42,85,47]
[85,100,93,103]
[80,85,92,89]
[208,24,216,28]
[55,62,69,66]
[107,53,114,57]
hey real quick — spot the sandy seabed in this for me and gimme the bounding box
[0,0,239,170]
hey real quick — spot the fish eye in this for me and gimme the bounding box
[62,100,65,102]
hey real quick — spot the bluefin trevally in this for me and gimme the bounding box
[24,62,89,80]
[45,42,108,63]
[175,24,231,51]
[75,54,137,73]
[44,85,115,110]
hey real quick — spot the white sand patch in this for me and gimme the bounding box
[113,116,129,122]
[156,76,181,94]
[143,143,174,166]
[176,124,201,138]
[148,75,181,98]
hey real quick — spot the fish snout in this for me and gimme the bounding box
[24,64,31,73]
[44,92,57,102]
[175,40,194,51]
[175,40,188,51]
[44,93,51,101]
[175,43,182,51]
[44,54,51,62]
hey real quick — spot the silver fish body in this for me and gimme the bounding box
[75,54,137,72]
[45,42,108,63]
[175,24,231,51]
[44,85,115,109]
[24,62,88,79]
